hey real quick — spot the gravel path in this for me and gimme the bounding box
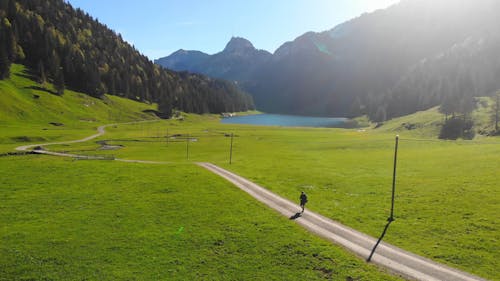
[15,120,171,163]
[15,124,110,152]
[197,162,488,281]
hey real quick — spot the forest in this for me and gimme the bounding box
[0,0,254,117]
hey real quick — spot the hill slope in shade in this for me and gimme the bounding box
[0,0,254,116]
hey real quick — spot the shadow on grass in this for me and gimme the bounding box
[15,70,37,81]
[24,85,59,96]
[366,220,393,262]
[289,212,302,220]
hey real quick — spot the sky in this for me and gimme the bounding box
[66,0,400,60]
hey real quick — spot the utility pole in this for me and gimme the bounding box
[166,128,169,146]
[229,133,234,164]
[389,135,399,222]
[495,94,499,132]
[186,134,189,160]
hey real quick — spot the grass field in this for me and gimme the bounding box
[1,65,403,280]
[32,116,500,280]
[2,64,499,280]
[0,156,402,280]
[42,114,497,280]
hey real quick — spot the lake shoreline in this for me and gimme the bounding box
[220,113,357,128]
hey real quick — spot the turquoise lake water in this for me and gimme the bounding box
[220,114,348,128]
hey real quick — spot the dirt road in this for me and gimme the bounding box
[15,121,170,163]
[197,162,488,281]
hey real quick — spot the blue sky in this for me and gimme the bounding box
[67,0,399,60]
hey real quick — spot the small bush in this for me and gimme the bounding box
[439,117,475,140]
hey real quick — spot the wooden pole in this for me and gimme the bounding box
[166,128,169,146]
[186,134,189,160]
[389,135,399,222]
[495,94,499,132]
[229,133,234,164]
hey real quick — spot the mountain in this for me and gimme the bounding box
[0,0,254,117]
[156,0,500,119]
[383,34,500,121]
[201,37,272,82]
[156,36,272,84]
[155,49,210,73]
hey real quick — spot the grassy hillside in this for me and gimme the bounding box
[372,107,444,138]
[472,96,499,135]
[373,98,499,139]
[0,64,157,152]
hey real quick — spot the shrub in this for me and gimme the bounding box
[439,117,474,140]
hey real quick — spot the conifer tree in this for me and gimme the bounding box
[0,45,9,79]
[53,66,64,95]
[0,15,12,79]
[37,60,46,84]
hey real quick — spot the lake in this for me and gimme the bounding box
[220,114,349,128]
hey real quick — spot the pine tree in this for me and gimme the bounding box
[375,106,387,122]
[158,96,173,118]
[0,16,12,79]
[53,66,64,95]
[440,93,459,120]
[0,45,9,79]
[37,60,46,84]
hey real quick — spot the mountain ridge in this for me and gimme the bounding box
[156,0,500,120]
[156,36,272,83]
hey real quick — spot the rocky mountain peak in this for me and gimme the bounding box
[223,37,256,53]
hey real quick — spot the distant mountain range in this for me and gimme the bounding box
[156,0,500,119]
[156,37,271,83]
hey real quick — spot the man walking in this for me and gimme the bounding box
[300,191,308,213]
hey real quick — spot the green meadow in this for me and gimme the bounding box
[0,156,402,280]
[1,64,499,280]
[55,116,498,280]
[1,65,402,280]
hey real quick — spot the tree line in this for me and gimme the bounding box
[0,0,254,117]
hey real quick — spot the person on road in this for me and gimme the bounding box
[300,191,308,213]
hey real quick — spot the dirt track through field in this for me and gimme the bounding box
[15,120,171,164]
[197,163,488,281]
[15,121,489,281]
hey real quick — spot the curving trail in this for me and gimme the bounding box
[15,120,171,164]
[16,123,110,152]
[15,121,488,281]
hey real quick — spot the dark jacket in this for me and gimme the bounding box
[300,193,308,204]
